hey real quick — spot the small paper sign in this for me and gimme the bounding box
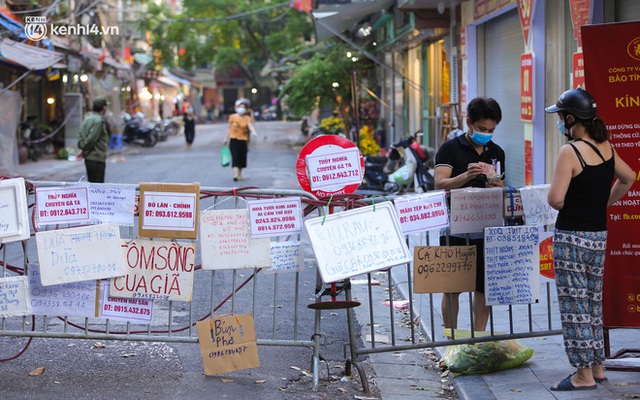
[88,184,136,226]
[100,282,153,323]
[450,188,503,234]
[413,246,476,294]
[248,197,303,238]
[138,183,200,239]
[519,184,558,226]
[0,177,30,243]
[28,264,99,317]
[306,147,363,191]
[394,191,449,234]
[267,241,304,273]
[35,223,125,286]
[35,185,91,226]
[0,275,32,317]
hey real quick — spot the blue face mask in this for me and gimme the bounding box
[470,130,492,146]
[557,119,573,140]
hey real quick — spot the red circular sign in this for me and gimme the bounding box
[296,135,364,198]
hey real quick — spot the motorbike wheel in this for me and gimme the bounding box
[165,124,178,137]
[143,133,158,147]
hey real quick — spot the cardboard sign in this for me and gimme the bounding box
[0,177,30,244]
[111,239,195,302]
[519,184,558,226]
[449,188,503,234]
[413,246,476,294]
[100,282,153,323]
[199,209,271,270]
[248,197,303,238]
[35,185,91,226]
[394,191,449,234]
[35,223,125,286]
[28,264,99,317]
[138,182,200,239]
[88,184,136,226]
[196,314,260,376]
[0,275,32,317]
[267,241,304,274]
[484,226,540,306]
[304,202,412,283]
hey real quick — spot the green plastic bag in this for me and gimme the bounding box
[442,339,534,375]
[220,146,231,167]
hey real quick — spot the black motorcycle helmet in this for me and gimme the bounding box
[545,88,597,120]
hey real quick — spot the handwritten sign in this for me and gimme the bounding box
[36,223,125,286]
[394,191,449,234]
[138,183,200,239]
[100,282,153,323]
[88,184,136,226]
[267,241,304,274]
[0,177,30,243]
[450,188,503,234]
[35,185,91,226]
[306,147,363,191]
[248,197,303,238]
[484,226,540,306]
[199,209,271,270]
[413,246,476,293]
[519,184,558,226]
[304,202,412,283]
[27,264,99,317]
[111,239,195,302]
[0,276,32,317]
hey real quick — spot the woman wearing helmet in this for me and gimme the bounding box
[545,88,635,391]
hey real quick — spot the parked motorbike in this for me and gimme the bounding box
[157,117,180,142]
[359,130,435,194]
[20,119,48,161]
[122,112,160,147]
[254,105,278,121]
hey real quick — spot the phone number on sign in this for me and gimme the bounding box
[64,263,117,276]
[257,223,295,232]
[255,215,296,224]
[111,305,150,315]
[145,210,193,219]
[40,208,87,218]
[311,169,360,182]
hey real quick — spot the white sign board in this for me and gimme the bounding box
[88,184,136,226]
[35,185,91,226]
[199,209,271,270]
[0,275,32,317]
[394,191,449,234]
[141,191,197,231]
[248,197,303,238]
[0,177,30,243]
[35,223,125,286]
[111,239,195,302]
[100,282,153,323]
[28,264,99,317]
[519,184,558,226]
[267,241,304,274]
[304,202,412,283]
[450,188,503,234]
[484,226,540,306]
[306,147,362,191]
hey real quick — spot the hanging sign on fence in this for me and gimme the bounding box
[36,185,91,226]
[111,239,195,302]
[484,226,540,306]
[449,188,503,234]
[100,282,153,323]
[248,197,303,238]
[88,184,136,226]
[304,202,411,283]
[35,223,125,286]
[394,191,449,234]
[0,177,30,244]
[0,275,32,317]
[519,184,558,226]
[266,241,304,274]
[138,182,200,239]
[413,246,476,294]
[539,231,554,282]
[199,209,271,270]
[28,264,99,317]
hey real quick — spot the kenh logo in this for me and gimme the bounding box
[24,16,47,42]
[628,36,640,62]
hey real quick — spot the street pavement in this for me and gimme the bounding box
[8,121,640,400]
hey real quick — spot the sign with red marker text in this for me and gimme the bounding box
[449,188,503,235]
[199,209,271,270]
[35,223,125,286]
[138,183,200,239]
[306,147,362,191]
[518,185,557,226]
[100,282,152,323]
[0,276,32,317]
[36,185,90,226]
[394,191,449,234]
[0,177,30,244]
[248,197,303,238]
[88,184,136,226]
[111,239,195,302]
[28,264,99,317]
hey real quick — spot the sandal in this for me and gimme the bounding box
[550,375,597,391]
[595,376,608,384]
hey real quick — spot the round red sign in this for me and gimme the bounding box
[296,135,364,198]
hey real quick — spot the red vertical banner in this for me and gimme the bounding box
[582,22,640,328]
[570,0,591,48]
[517,0,535,48]
[520,53,533,122]
[524,139,533,186]
[572,52,585,89]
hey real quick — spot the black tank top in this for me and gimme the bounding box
[555,139,615,231]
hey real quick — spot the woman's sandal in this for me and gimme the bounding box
[595,376,608,384]
[550,375,598,391]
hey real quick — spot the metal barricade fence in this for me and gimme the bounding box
[0,181,347,390]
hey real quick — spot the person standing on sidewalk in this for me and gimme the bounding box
[546,88,635,391]
[78,97,110,183]
[223,100,256,181]
[183,111,196,148]
[433,97,505,333]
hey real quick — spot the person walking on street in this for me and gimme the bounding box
[545,88,635,391]
[433,96,506,333]
[223,100,256,181]
[78,97,110,183]
[183,111,196,148]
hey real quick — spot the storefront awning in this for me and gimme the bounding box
[156,75,180,88]
[312,0,393,42]
[0,38,64,71]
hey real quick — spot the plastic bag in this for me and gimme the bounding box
[220,146,231,167]
[441,330,534,375]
